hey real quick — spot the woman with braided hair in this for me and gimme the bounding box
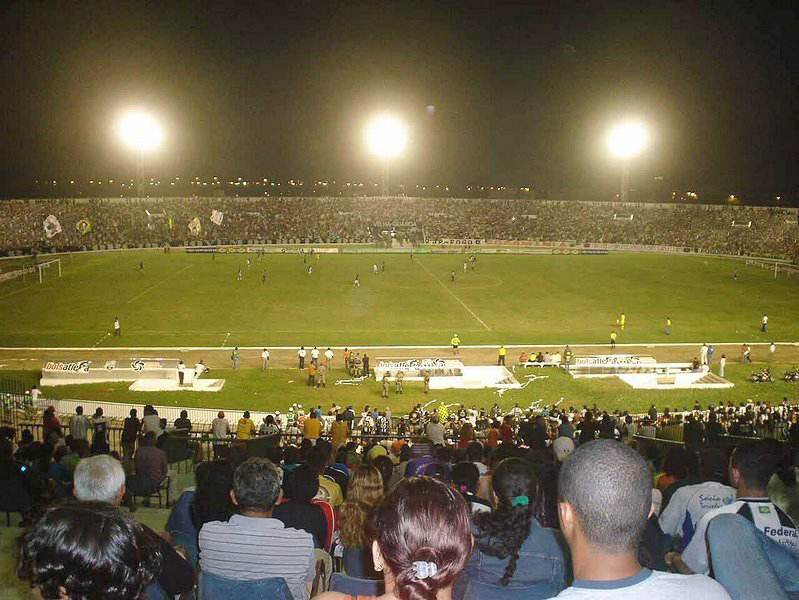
[454,457,568,599]
[316,477,472,600]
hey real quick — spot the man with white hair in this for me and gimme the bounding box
[73,455,193,598]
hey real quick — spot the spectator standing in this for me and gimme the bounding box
[425,414,446,446]
[211,411,230,459]
[553,440,730,599]
[303,410,322,443]
[174,410,192,431]
[236,411,257,440]
[120,408,141,463]
[141,405,163,438]
[199,458,315,600]
[298,345,307,369]
[92,407,108,443]
[68,406,91,441]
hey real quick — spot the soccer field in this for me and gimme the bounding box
[0,250,797,348]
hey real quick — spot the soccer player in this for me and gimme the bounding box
[246,258,251,270]
[352,274,360,287]
[395,371,404,394]
[619,312,626,330]
[139,261,143,272]
[463,261,467,272]
[761,314,768,332]
[236,267,242,281]
[113,317,121,336]
[382,373,390,398]
[372,263,378,274]
[450,270,455,282]
[230,347,239,370]
[307,265,313,277]
[261,348,270,370]
[261,270,267,284]
[451,333,461,355]
[665,316,672,335]
[610,331,617,350]
[381,260,385,272]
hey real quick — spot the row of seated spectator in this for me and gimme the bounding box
[1,196,797,259]
[8,422,799,600]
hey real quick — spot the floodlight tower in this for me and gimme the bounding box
[365,114,407,197]
[117,111,164,197]
[607,121,647,203]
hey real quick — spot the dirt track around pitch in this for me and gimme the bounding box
[0,342,796,371]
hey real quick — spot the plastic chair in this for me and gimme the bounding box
[330,573,385,597]
[128,473,170,508]
[313,548,333,596]
[198,572,292,600]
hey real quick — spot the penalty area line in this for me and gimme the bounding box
[126,265,193,304]
[91,332,111,348]
[415,259,492,332]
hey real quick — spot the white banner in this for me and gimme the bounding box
[574,355,656,366]
[429,238,485,245]
[188,217,202,235]
[210,210,224,226]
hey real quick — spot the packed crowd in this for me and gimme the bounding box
[3,395,799,599]
[1,197,797,259]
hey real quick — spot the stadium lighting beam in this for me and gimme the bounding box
[365,114,407,197]
[607,121,647,203]
[117,111,164,198]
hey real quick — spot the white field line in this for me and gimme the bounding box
[126,265,193,304]
[0,342,795,352]
[415,259,492,331]
[91,332,111,348]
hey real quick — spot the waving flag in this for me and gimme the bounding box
[210,209,224,226]
[76,218,92,235]
[188,217,202,235]
[43,215,62,239]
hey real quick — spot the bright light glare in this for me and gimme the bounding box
[118,111,164,152]
[607,121,647,159]
[365,115,407,158]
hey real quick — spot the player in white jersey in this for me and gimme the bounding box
[353,274,360,287]
[372,263,378,274]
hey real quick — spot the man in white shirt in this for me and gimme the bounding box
[211,411,230,459]
[114,317,121,336]
[700,343,709,365]
[177,360,186,385]
[761,314,768,332]
[551,440,729,599]
[324,347,334,369]
[194,360,206,380]
[297,346,306,369]
[310,346,319,366]
[659,450,735,549]
[425,415,446,446]
[30,385,40,405]
[261,348,270,370]
[667,440,798,576]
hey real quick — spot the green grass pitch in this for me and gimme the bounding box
[0,250,797,348]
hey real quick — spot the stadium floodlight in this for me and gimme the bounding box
[117,111,164,198]
[365,114,407,196]
[606,120,647,202]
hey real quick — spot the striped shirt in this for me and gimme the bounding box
[199,514,315,600]
[682,497,798,574]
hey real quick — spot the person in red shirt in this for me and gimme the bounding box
[485,422,500,449]
[499,415,515,445]
[457,422,475,449]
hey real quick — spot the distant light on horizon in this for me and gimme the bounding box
[365,114,408,158]
[117,111,164,152]
[607,121,648,159]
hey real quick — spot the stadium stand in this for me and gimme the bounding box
[1,197,797,259]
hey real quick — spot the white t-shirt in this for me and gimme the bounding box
[659,481,736,544]
[195,362,205,377]
[261,350,269,360]
[212,417,229,439]
[311,348,319,359]
[324,349,334,360]
[682,497,799,574]
[298,348,307,358]
[31,388,40,403]
[551,568,730,599]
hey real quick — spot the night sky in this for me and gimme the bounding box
[1,1,797,201]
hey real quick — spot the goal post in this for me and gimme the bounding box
[37,258,62,284]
